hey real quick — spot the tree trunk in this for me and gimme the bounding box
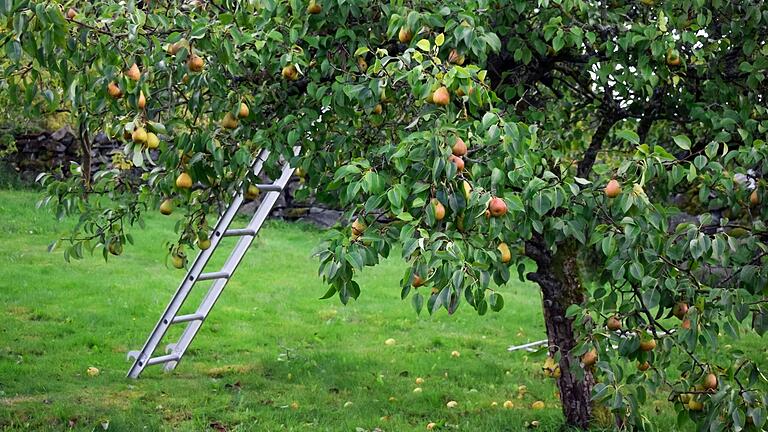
[526,234,594,429]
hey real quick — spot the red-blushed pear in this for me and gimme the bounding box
[704,373,718,391]
[238,102,249,118]
[452,137,467,156]
[307,0,322,14]
[639,337,656,352]
[581,349,598,367]
[412,274,425,287]
[282,64,299,81]
[432,198,446,221]
[605,179,621,198]
[488,197,507,217]
[137,91,146,110]
[497,242,511,263]
[673,302,689,319]
[448,49,465,65]
[637,361,650,371]
[159,199,174,216]
[666,48,682,67]
[607,316,622,331]
[107,82,122,98]
[448,154,464,172]
[125,63,141,81]
[188,55,205,72]
[681,318,692,330]
[398,27,412,43]
[751,189,760,206]
[373,104,383,115]
[432,86,450,106]
[66,8,77,19]
[175,172,193,189]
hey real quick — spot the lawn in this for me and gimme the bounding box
[0,188,680,431]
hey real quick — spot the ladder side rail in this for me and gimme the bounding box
[126,149,271,378]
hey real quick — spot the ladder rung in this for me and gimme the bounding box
[146,353,180,366]
[197,271,230,281]
[172,313,205,324]
[256,183,283,192]
[223,228,257,237]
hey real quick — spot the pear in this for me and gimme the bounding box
[132,127,148,144]
[605,179,621,198]
[497,242,511,263]
[107,82,123,98]
[176,172,193,189]
[307,0,322,14]
[137,91,146,110]
[188,55,204,72]
[398,27,413,44]
[432,86,450,106]
[448,49,465,65]
[432,198,446,221]
[159,199,174,215]
[282,64,299,81]
[245,184,260,200]
[238,102,249,118]
[145,132,160,149]
[452,137,467,156]
[221,112,238,129]
[125,63,141,81]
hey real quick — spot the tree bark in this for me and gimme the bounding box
[526,235,594,429]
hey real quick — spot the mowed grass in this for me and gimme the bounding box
[0,189,685,431]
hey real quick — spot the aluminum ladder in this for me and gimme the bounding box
[127,147,299,378]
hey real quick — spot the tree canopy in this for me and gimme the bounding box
[3,0,768,429]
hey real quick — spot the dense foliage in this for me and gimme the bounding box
[3,0,768,429]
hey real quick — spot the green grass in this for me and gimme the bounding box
[0,189,685,431]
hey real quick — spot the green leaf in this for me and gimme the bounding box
[673,135,691,150]
[616,129,640,145]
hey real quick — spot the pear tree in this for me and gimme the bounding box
[3,0,768,429]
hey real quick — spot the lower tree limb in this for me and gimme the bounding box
[526,235,594,429]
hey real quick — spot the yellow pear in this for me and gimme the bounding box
[176,172,193,189]
[221,112,238,129]
[145,132,160,149]
[132,127,148,144]
[497,243,511,263]
[282,64,299,81]
[159,199,174,215]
